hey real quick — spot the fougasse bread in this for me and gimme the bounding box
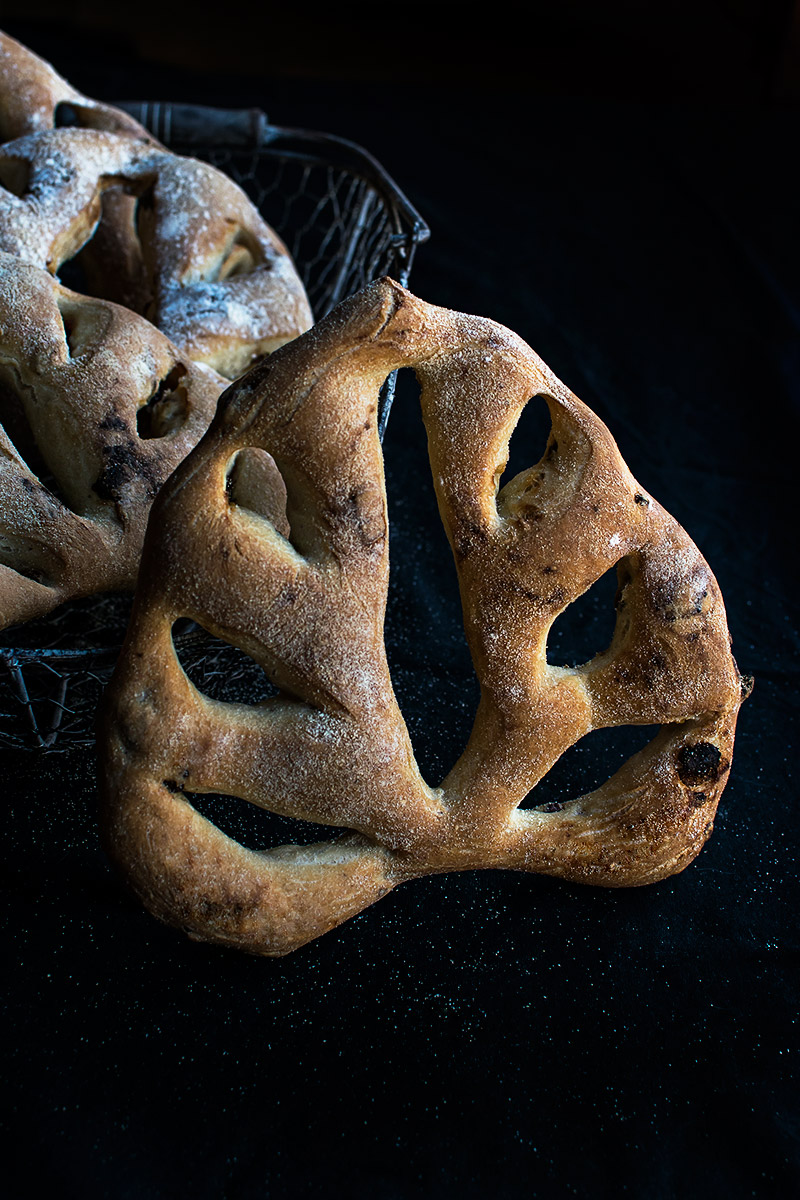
[0,253,235,628]
[0,29,155,144]
[0,126,313,379]
[0,31,311,630]
[98,279,750,956]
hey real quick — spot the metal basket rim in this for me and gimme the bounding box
[114,101,431,250]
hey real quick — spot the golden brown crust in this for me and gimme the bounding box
[0,31,311,630]
[0,253,228,628]
[0,127,313,378]
[98,279,747,955]
[0,30,155,144]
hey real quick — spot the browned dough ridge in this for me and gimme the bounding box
[98,279,749,956]
[0,126,313,378]
[0,254,229,628]
[0,30,155,144]
[0,30,312,627]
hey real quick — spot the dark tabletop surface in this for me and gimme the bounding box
[2,13,798,1199]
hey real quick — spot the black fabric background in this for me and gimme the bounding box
[2,14,798,1199]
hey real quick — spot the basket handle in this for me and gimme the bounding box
[114,101,269,147]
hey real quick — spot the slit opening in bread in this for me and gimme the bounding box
[172,786,348,853]
[0,154,31,198]
[495,391,554,496]
[224,447,289,537]
[172,618,279,708]
[136,365,189,439]
[518,722,664,811]
[0,367,81,516]
[0,529,56,587]
[217,229,264,281]
[546,562,620,668]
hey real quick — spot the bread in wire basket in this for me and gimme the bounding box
[0,30,312,630]
[0,126,313,378]
[0,253,234,628]
[1,31,313,377]
[98,279,749,956]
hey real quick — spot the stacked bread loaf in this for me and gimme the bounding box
[0,31,311,630]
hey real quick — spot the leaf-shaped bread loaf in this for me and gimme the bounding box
[99,279,748,955]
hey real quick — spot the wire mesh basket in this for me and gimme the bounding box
[0,103,430,750]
